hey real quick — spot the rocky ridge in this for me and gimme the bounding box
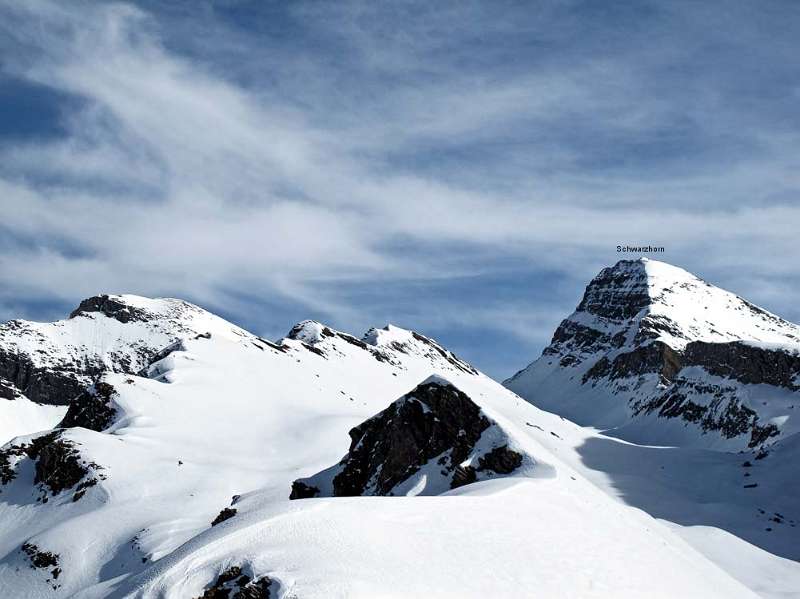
[290,376,526,498]
[285,320,478,375]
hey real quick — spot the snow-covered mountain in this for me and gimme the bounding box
[0,290,797,598]
[0,294,252,444]
[506,258,800,451]
[0,294,770,598]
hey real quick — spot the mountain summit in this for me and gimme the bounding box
[505,258,800,450]
[0,294,254,444]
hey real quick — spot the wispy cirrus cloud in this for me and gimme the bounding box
[0,0,798,377]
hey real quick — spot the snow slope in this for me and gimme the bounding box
[0,309,766,598]
[0,400,66,451]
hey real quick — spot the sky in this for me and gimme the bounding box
[1,0,799,379]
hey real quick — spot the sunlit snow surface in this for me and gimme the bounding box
[636,259,800,349]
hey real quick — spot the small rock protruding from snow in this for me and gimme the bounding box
[286,320,333,345]
[420,373,455,387]
[194,566,273,599]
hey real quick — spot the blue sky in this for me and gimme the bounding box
[1,0,799,379]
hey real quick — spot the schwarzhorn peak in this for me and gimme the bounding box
[506,259,800,450]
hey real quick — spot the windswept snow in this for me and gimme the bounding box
[0,401,66,455]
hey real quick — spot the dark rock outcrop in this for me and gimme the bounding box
[291,377,524,498]
[288,481,319,500]
[195,566,273,599]
[576,260,651,320]
[21,542,61,586]
[69,295,150,323]
[478,444,524,474]
[0,347,90,406]
[0,376,20,400]
[0,431,104,501]
[683,341,800,390]
[546,320,615,364]
[34,433,87,496]
[640,386,778,446]
[450,444,523,490]
[211,507,237,527]
[59,382,118,431]
[332,379,489,496]
[583,341,681,385]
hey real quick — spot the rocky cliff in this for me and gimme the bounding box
[506,258,800,451]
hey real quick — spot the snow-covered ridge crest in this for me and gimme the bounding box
[576,258,800,350]
[283,320,478,375]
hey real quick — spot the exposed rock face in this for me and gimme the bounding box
[211,507,237,527]
[0,345,90,406]
[576,261,651,320]
[69,295,151,323]
[34,434,87,496]
[59,381,118,432]
[583,341,681,385]
[290,377,525,498]
[195,566,273,599]
[0,431,105,501]
[683,341,800,390]
[330,379,490,496]
[288,481,319,500]
[21,542,61,588]
[0,376,20,400]
[506,259,800,450]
